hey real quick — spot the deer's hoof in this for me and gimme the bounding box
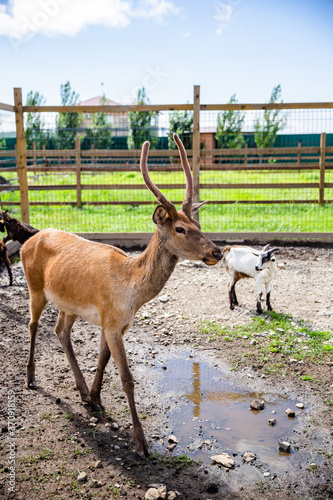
[26,380,37,390]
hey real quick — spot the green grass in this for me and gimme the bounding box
[198,311,333,363]
[1,168,333,232]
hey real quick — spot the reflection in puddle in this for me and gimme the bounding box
[155,353,317,476]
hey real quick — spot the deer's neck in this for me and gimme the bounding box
[132,230,178,310]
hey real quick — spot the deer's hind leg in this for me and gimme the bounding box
[26,291,47,389]
[89,329,111,411]
[55,311,89,403]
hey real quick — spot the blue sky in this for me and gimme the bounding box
[0,0,332,106]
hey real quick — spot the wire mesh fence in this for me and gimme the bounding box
[0,90,332,236]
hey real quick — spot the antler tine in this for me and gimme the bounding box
[140,141,177,215]
[173,133,193,217]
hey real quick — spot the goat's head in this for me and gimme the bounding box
[254,245,279,271]
[140,134,222,265]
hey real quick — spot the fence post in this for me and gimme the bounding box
[14,87,29,223]
[192,85,201,221]
[318,132,326,205]
[75,137,82,209]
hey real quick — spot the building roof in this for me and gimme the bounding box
[79,96,120,106]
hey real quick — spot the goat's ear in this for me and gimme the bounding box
[251,251,260,257]
[191,200,208,216]
[152,205,169,225]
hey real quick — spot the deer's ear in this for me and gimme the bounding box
[191,201,207,215]
[152,205,169,225]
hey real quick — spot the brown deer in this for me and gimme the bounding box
[21,134,222,457]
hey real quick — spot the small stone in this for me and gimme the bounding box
[276,328,285,333]
[250,339,257,346]
[90,417,98,424]
[211,453,235,468]
[263,472,270,477]
[111,422,119,430]
[145,488,160,500]
[285,408,295,418]
[120,485,127,496]
[278,441,291,453]
[250,399,265,411]
[157,485,167,499]
[77,472,87,483]
[296,403,304,409]
[166,443,177,452]
[243,451,256,463]
[268,419,276,426]
[159,295,169,303]
[167,434,179,444]
[93,460,103,469]
[167,492,178,500]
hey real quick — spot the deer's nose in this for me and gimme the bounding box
[213,250,222,261]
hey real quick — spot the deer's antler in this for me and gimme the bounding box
[140,141,177,216]
[173,133,193,218]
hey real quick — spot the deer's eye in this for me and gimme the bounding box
[175,227,186,234]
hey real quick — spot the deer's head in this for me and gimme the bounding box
[141,134,222,265]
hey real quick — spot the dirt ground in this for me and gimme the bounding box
[0,245,333,500]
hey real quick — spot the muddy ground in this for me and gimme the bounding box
[0,245,333,500]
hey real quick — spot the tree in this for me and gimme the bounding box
[168,109,193,150]
[88,95,112,149]
[254,84,286,149]
[25,91,46,149]
[56,81,83,149]
[215,94,245,149]
[127,87,157,149]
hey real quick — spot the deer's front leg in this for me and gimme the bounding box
[105,329,149,458]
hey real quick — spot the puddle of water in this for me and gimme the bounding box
[154,352,317,476]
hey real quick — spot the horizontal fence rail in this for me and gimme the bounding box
[0,141,331,207]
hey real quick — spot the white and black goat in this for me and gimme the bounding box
[223,244,279,314]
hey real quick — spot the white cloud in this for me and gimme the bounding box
[214,1,234,36]
[0,0,179,39]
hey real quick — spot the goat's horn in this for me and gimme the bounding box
[268,247,279,254]
[262,244,270,252]
[173,133,193,217]
[140,141,177,216]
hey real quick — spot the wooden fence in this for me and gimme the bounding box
[0,86,333,225]
[0,138,332,209]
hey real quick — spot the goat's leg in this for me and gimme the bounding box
[228,275,238,309]
[26,292,47,389]
[54,311,89,403]
[2,248,12,286]
[232,283,239,306]
[106,330,149,457]
[255,278,263,314]
[89,329,111,411]
[265,282,273,311]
